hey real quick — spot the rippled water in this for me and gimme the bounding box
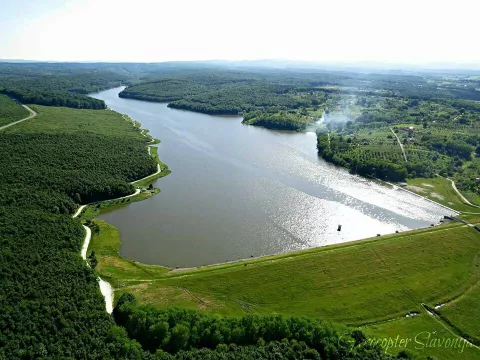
[91,87,453,267]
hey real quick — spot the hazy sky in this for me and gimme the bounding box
[1,0,479,64]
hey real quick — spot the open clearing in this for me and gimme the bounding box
[407,177,480,213]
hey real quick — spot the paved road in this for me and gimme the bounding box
[0,105,37,131]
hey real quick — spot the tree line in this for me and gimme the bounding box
[113,293,411,360]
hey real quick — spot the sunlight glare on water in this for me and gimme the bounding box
[91,87,453,267]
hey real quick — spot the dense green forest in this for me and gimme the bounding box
[119,71,311,129]
[0,63,128,109]
[317,133,409,181]
[0,94,28,127]
[1,106,157,204]
[119,69,480,133]
[0,105,156,358]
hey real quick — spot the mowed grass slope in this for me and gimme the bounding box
[439,281,480,343]
[90,220,480,358]
[147,227,480,322]
[0,94,29,127]
[364,315,480,360]
[91,220,480,324]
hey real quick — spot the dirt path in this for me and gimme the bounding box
[390,127,407,162]
[0,105,37,131]
[80,225,92,260]
[132,163,161,184]
[71,124,163,313]
[445,177,480,209]
[77,223,114,314]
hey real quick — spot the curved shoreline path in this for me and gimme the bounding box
[72,140,162,314]
[74,209,114,313]
[2,102,159,314]
[0,104,37,131]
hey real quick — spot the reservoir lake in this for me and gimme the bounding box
[92,87,451,268]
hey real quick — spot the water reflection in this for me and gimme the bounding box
[91,87,453,267]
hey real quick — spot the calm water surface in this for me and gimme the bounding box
[91,87,452,267]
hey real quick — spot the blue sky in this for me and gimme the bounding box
[1,0,479,65]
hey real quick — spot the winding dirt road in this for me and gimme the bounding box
[72,145,162,314]
[0,105,37,131]
[390,127,407,162]
[445,177,480,209]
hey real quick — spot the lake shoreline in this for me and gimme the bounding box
[75,104,171,312]
[89,214,465,276]
[91,87,453,268]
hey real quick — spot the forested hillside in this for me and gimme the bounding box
[0,63,128,109]
[119,69,480,132]
[0,106,155,358]
[0,94,28,127]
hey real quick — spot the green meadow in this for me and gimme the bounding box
[88,216,480,359]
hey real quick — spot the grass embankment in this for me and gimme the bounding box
[88,217,480,358]
[438,281,480,344]
[406,177,480,213]
[364,314,480,359]
[0,94,29,127]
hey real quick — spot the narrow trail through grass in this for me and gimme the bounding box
[0,104,36,131]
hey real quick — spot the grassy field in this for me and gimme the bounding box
[88,217,480,358]
[406,177,479,213]
[364,314,480,359]
[0,94,29,127]
[6,105,145,136]
[439,280,480,344]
